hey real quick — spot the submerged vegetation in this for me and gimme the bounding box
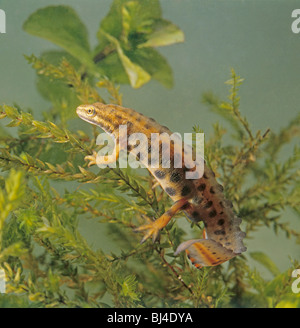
[0,0,299,308]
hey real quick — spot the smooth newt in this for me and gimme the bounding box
[76,102,247,268]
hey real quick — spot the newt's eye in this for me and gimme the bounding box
[86,107,95,116]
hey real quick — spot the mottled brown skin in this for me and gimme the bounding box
[76,102,246,267]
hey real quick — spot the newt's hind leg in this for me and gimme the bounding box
[134,198,188,243]
[174,238,237,268]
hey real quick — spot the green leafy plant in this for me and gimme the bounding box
[21,1,183,126]
[0,1,299,308]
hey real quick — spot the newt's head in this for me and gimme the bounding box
[76,102,122,135]
[76,103,105,126]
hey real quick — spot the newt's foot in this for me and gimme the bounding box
[134,216,162,243]
[134,199,188,244]
[84,150,98,167]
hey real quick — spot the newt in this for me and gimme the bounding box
[76,102,247,268]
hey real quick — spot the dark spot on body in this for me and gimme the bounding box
[209,209,217,218]
[154,170,166,179]
[181,185,191,197]
[218,219,225,226]
[197,183,206,192]
[170,171,182,183]
[166,187,176,196]
[192,211,200,219]
[204,200,213,209]
[210,186,215,194]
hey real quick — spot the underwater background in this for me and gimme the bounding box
[0,0,299,289]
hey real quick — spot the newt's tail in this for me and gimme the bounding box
[175,238,238,268]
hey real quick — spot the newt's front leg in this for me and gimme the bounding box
[135,198,188,243]
[84,130,126,167]
[85,143,121,167]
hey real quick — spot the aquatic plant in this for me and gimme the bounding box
[0,0,299,308]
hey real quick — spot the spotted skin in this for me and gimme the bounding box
[76,102,247,268]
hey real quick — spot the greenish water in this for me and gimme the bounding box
[0,0,299,276]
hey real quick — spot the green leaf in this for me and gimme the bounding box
[102,31,151,88]
[250,252,281,277]
[23,6,93,68]
[121,1,156,45]
[3,105,19,119]
[98,0,161,40]
[118,48,151,88]
[128,47,173,88]
[138,19,184,48]
[96,52,130,85]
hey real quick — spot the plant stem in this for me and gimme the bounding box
[93,44,116,64]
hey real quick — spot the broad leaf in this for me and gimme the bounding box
[96,52,130,85]
[139,19,185,48]
[121,1,156,45]
[129,48,173,88]
[102,32,151,88]
[98,0,161,39]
